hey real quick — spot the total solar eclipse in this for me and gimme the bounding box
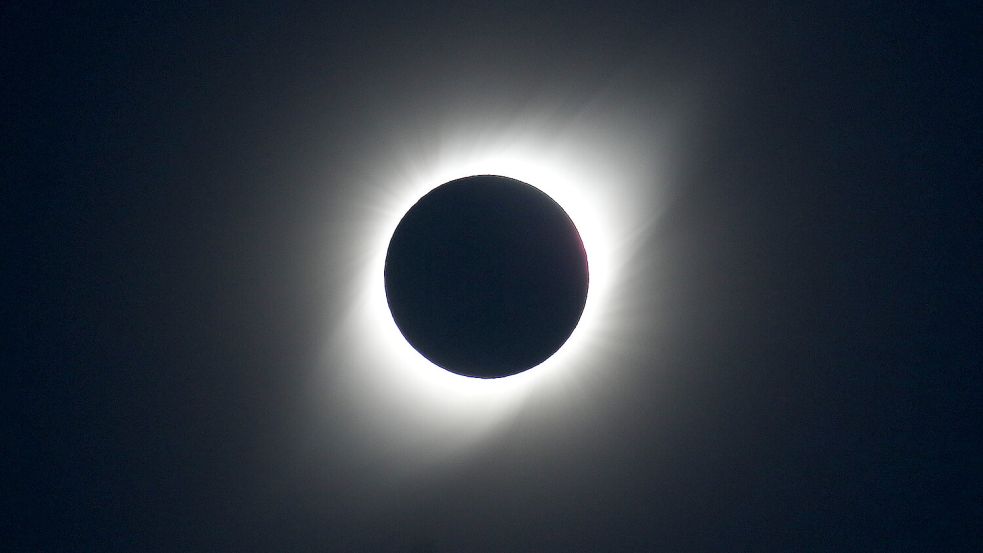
[384,175,589,379]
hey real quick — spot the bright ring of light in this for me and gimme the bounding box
[317,110,670,467]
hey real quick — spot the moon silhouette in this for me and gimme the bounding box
[384,175,589,378]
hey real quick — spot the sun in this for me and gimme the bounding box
[362,152,616,385]
[315,109,670,466]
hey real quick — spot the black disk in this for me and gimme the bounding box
[384,175,589,379]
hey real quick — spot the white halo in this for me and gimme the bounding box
[311,103,677,473]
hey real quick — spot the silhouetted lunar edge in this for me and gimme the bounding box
[384,175,589,379]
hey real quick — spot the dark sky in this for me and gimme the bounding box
[6,2,981,551]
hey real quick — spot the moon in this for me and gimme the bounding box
[384,175,589,379]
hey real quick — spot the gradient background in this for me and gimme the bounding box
[6,2,981,551]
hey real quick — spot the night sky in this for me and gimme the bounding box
[7,2,982,551]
